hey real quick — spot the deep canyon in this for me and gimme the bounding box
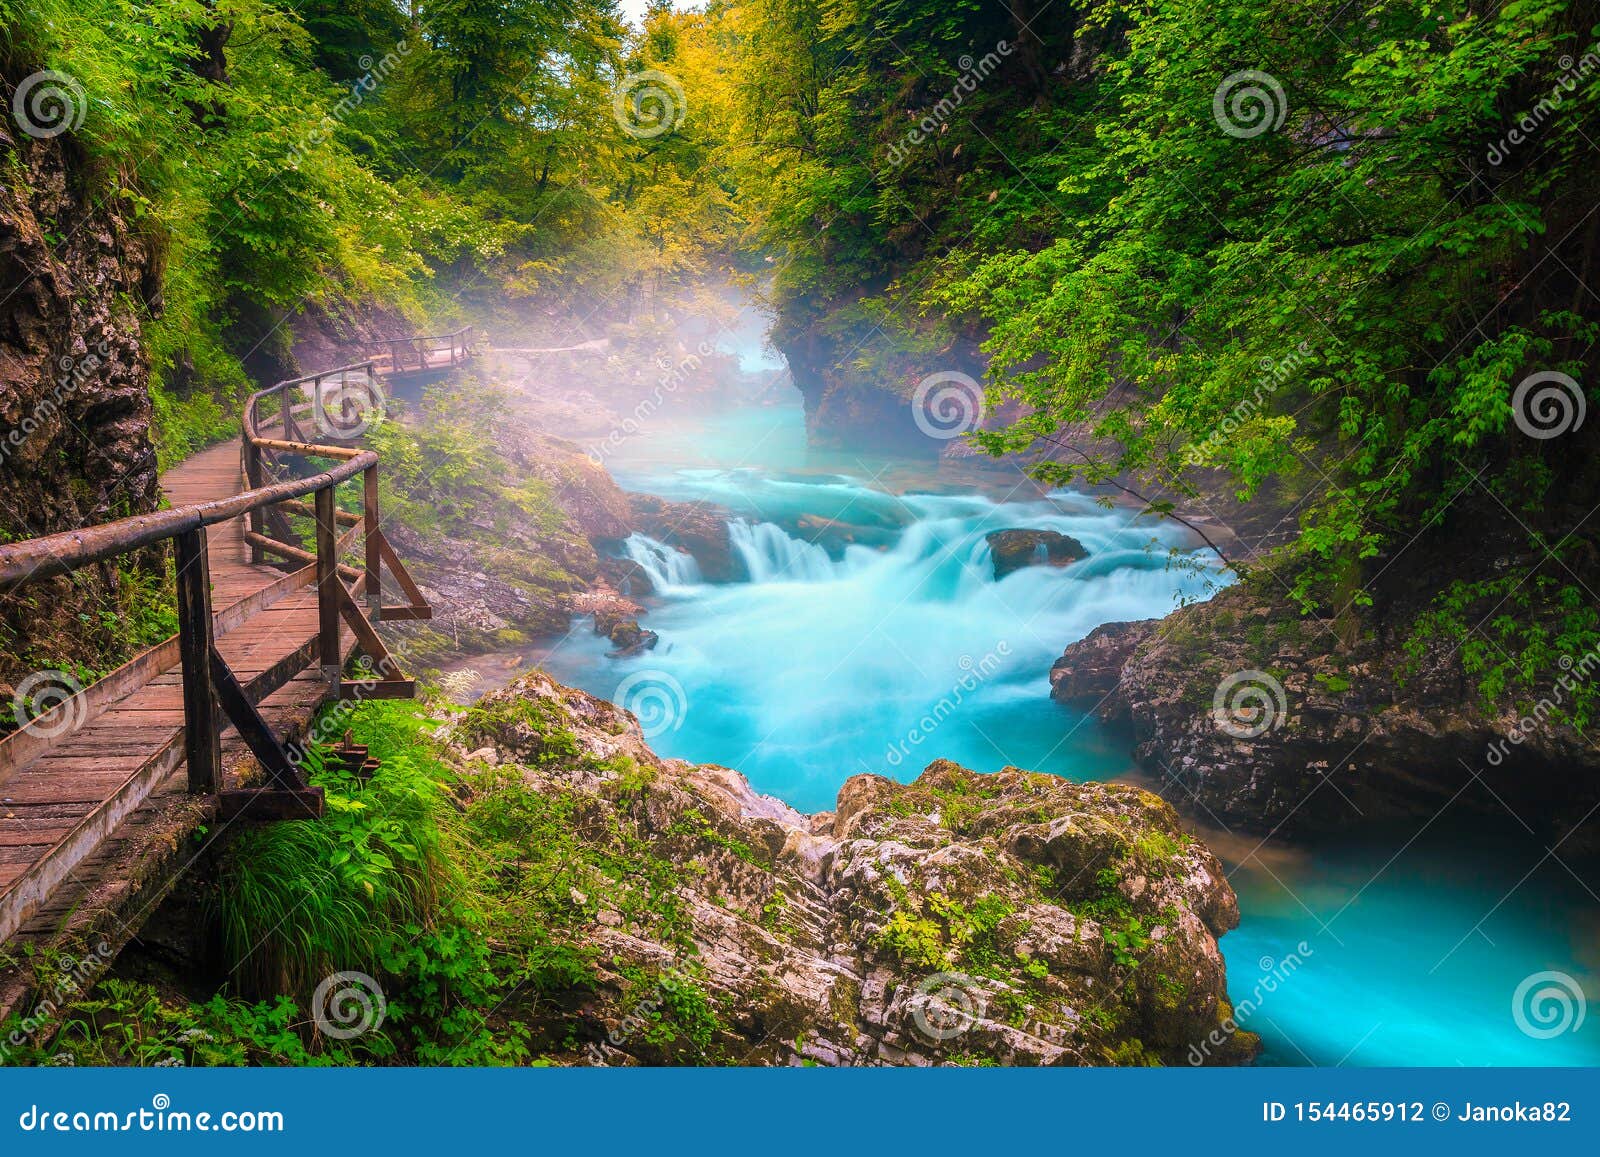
[432,311,1600,1068]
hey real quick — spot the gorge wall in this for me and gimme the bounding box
[0,112,162,689]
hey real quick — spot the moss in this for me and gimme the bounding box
[602,758,657,802]
[1106,1038,1162,1067]
[667,807,764,867]
[1125,828,1190,875]
[457,695,583,766]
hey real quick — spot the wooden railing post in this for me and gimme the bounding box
[243,439,267,565]
[174,527,221,793]
[283,383,301,442]
[315,485,341,689]
[363,464,381,611]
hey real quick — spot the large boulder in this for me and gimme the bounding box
[1049,620,1159,724]
[1046,580,1600,850]
[628,494,745,582]
[986,529,1089,579]
[446,672,1259,1067]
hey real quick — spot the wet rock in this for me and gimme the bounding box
[1049,619,1158,724]
[792,513,899,554]
[1047,581,1600,849]
[456,673,1258,1067]
[986,529,1089,579]
[628,494,745,582]
[595,612,658,658]
[598,556,655,598]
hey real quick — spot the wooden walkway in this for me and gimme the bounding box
[0,331,472,984]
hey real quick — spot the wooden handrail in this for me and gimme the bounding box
[371,326,475,374]
[0,338,460,952]
[0,345,438,821]
[0,453,374,588]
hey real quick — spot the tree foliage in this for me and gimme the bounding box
[727,0,1600,684]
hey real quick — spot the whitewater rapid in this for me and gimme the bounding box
[548,482,1226,811]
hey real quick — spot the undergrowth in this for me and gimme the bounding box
[1,696,716,1066]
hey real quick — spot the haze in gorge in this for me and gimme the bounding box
[445,288,1596,1068]
[0,0,1595,1079]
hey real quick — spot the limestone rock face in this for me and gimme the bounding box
[450,672,1258,1067]
[1047,582,1600,850]
[1049,620,1156,725]
[0,120,162,690]
[386,429,638,651]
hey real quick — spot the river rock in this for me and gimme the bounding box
[594,612,658,658]
[1049,620,1157,725]
[792,513,899,554]
[986,529,1089,579]
[448,671,1259,1067]
[598,556,655,598]
[628,494,745,582]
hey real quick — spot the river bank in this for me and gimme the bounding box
[437,397,1598,1068]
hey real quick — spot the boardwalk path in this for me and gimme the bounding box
[0,334,473,1003]
[0,440,354,975]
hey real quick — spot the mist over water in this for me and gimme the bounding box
[509,402,1599,1068]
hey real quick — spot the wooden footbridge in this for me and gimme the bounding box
[0,328,474,958]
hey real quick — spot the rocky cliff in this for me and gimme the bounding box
[1049,580,1600,852]
[0,113,162,688]
[386,426,638,654]
[773,322,990,459]
[448,671,1257,1066]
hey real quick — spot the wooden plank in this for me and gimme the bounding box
[316,488,341,687]
[208,646,299,790]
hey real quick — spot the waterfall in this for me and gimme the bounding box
[729,519,836,583]
[620,533,703,590]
